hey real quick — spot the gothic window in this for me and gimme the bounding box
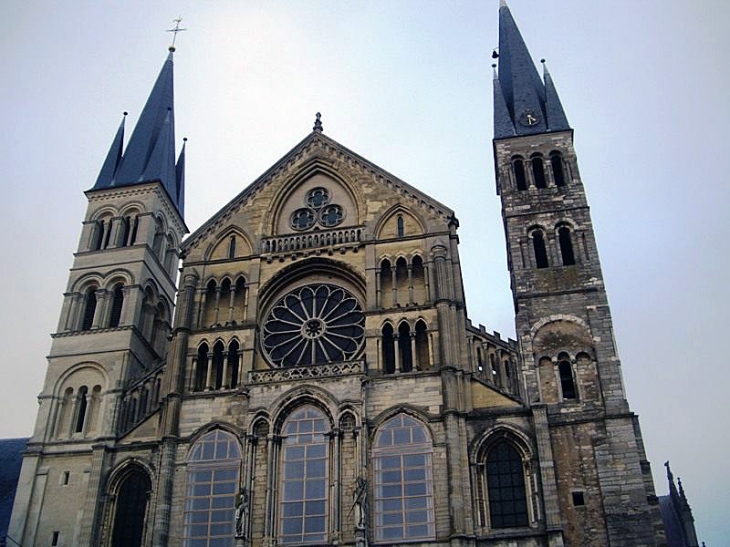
[279,406,329,545]
[397,215,405,237]
[194,343,209,391]
[184,430,242,547]
[395,257,409,306]
[81,288,97,330]
[212,341,225,390]
[558,226,576,266]
[398,322,413,373]
[531,156,546,189]
[415,320,430,370]
[411,255,426,304]
[120,217,131,247]
[74,386,88,433]
[291,187,345,231]
[551,152,566,187]
[202,280,218,327]
[380,259,393,308]
[291,208,316,231]
[262,284,365,368]
[109,284,124,328]
[228,236,236,259]
[110,469,150,547]
[319,204,345,227]
[93,220,105,250]
[486,440,529,528]
[532,231,549,269]
[512,157,527,191]
[306,187,330,208]
[382,323,396,374]
[373,414,435,542]
[558,357,577,400]
[228,340,240,388]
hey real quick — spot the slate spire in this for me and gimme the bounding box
[493,2,570,138]
[91,51,185,218]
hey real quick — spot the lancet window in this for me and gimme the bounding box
[377,255,429,308]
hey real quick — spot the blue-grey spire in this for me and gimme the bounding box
[493,2,570,138]
[92,51,185,217]
[93,112,126,189]
[175,138,187,218]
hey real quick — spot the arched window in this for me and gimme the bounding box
[195,344,209,392]
[120,216,131,247]
[382,324,395,374]
[280,406,329,545]
[397,215,405,237]
[81,288,97,330]
[380,259,393,308]
[532,231,549,269]
[373,414,435,542]
[228,340,240,388]
[212,342,225,390]
[558,358,577,400]
[111,469,151,547]
[184,430,242,547]
[531,157,546,189]
[551,153,566,187]
[411,255,426,304]
[109,284,124,328]
[513,158,527,191]
[398,322,413,373]
[129,216,139,245]
[395,257,408,306]
[93,220,105,250]
[74,386,88,433]
[558,226,576,266]
[228,236,236,259]
[486,441,528,528]
[56,387,74,438]
[203,280,218,327]
[415,320,430,370]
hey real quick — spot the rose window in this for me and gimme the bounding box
[290,187,346,231]
[262,284,365,367]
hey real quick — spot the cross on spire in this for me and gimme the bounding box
[167,17,187,52]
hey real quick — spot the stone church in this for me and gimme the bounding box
[9,4,672,547]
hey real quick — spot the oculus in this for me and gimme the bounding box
[262,284,365,367]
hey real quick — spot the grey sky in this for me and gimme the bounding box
[1,1,727,543]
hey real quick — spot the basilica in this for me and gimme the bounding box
[8,4,673,547]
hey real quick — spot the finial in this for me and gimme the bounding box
[678,477,686,498]
[313,112,323,132]
[167,17,187,52]
[123,111,128,117]
[492,63,498,79]
[183,137,188,142]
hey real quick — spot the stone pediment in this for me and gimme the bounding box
[182,131,456,260]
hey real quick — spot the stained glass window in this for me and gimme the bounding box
[280,406,329,545]
[184,430,242,547]
[486,441,528,528]
[373,414,435,542]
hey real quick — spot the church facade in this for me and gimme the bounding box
[9,4,669,547]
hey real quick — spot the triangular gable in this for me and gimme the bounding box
[182,131,456,253]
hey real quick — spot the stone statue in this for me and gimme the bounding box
[235,487,250,538]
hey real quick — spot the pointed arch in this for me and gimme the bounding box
[104,461,152,547]
[374,204,426,240]
[204,226,254,261]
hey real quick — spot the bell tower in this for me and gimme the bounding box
[493,2,664,545]
[9,50,187,547]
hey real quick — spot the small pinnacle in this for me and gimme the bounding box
[123,111,128,116]
[313,112,323,132]
[540,58,546,64]
[169,46,176,52]
[183,137,188,142]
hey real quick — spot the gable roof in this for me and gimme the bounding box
[182,130,457,252]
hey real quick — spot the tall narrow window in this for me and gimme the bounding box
[121,217,131,247]
[129,216,139,245]
[280,406,329,545]
[380,260,393,308]
[195,344,209,392]
[558,359,577,400]
[486,441,528,528]
[228,340,240,388]
[93,220,105,250]
[415,320,430,370]
[228,236,236,259]
[382,324,396,374]
[81,288,97,330]
[558,227,575,266]
[532,232,549,269]
[513,158,527,191]
[532,157,546,189]
[74,386,88,433]
[398,322,413,373]
[551,153,566,187]
[184,430,241,547]
[373,414,435,542]
[103,219,113,249]
[397,215,405,237]
[109,284,124,328]
[213,342,225,390]
[111,469,150,547]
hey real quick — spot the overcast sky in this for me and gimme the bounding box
[1,1,728,543]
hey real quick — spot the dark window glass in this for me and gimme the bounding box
[109,285,124,328]
[382,324,396,374]
[74,386,88,433]
[397,215,405,237]
[93,220,105,250]
[487,441,528,528]
[513,159,527,191]
[551,154,566,187]
[319,205,344,227]
[228,237,236,259]
[532,232,549,269]
[111,471,150,547]
[121,217,131,247]
[572,491,585,506]
[532,157,546,188]
[81,289,97,330]
[558,360,577,399]
[398,323,413,373]
[558,227,575,266]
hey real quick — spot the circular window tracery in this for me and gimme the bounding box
[289,187,345,231]
[262,284,365,368]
